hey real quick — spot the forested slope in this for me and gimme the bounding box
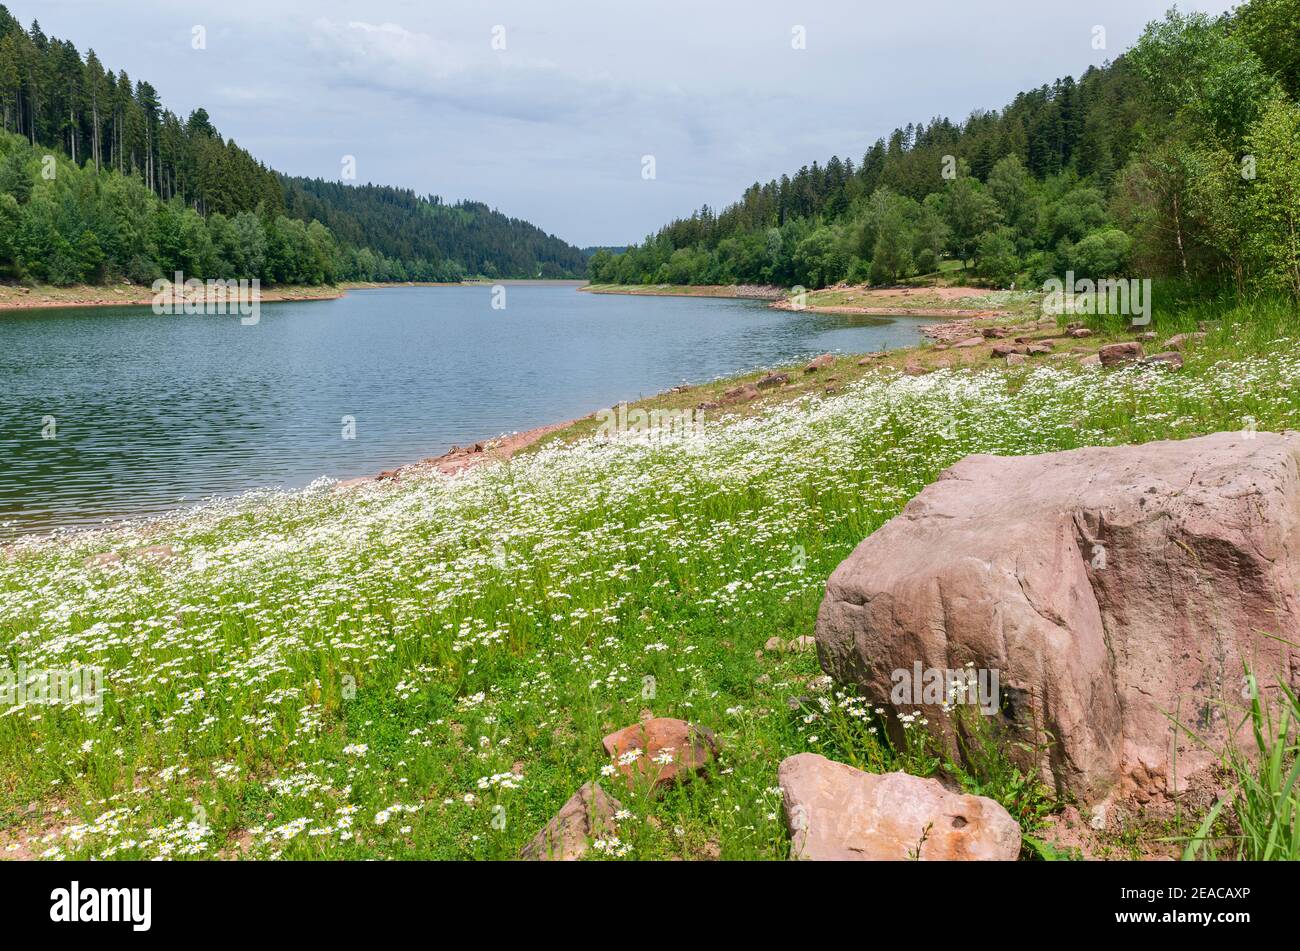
[0,6,583,285]
[592,0,1300,301]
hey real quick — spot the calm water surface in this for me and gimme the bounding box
[0,284,928,538]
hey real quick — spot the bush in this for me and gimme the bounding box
[1065,228,1134,277]
[975,228,1021,286]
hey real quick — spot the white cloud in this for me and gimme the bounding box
[311,20,468,83]
[309,18,620,121]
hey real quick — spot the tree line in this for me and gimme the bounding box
[282,178,587,280]
[0,6,584,286]
[590,0,1300,300]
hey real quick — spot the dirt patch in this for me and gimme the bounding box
[851,285,998,301]
[335,419,578,490]
[776,302,1012,319]
[0,283,348,312]
[0,800,71,861]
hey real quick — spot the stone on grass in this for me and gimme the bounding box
[602,718,719,792]
[1166,332,1207,351]
[814,431,1300,805]
[804,354,835,372]
[520,782,621,861]
[1099,341,1144,366]
[1141,351,1183,370]
[721,383,760,404]
[779,753,1020,861]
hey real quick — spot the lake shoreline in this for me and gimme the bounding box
[334,307,1084,490]
[582,281,1031,327]
[3,283,1053,542]
[2,295,1104,547]
[581,282,785,301]
[0,279,588,313]
[333,418,583,489]
[0,282,347,312]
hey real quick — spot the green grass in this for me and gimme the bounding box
[1181,672,1300,861]
[1,293,1298,860]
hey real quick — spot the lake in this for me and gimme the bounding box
[0,284,929,538]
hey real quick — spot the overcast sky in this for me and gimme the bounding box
[15,0,1239,247]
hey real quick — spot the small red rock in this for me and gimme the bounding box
[601,718,719,791]
[721,383,760,404]
[1099,341,1144,366]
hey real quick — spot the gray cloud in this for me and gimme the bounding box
[308,19,618,120]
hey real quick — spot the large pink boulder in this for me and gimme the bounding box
[779,754,1020,860]
[815,432,1300,806]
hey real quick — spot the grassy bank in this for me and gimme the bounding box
[1,293,1297,860]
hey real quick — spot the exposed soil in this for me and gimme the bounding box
[334,419,579,490]
[0,282,346,311]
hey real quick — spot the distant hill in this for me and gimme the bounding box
[0,5,584,284]
[282,178,585,279]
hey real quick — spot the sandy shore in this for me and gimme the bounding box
[588,282,1019,324]
[332,419,580,490]
[581,283,784,301]
[773,300,1013,319]
[0,283,351,312]
[0,280,585,313]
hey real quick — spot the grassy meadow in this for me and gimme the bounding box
[1,288,1298,861]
